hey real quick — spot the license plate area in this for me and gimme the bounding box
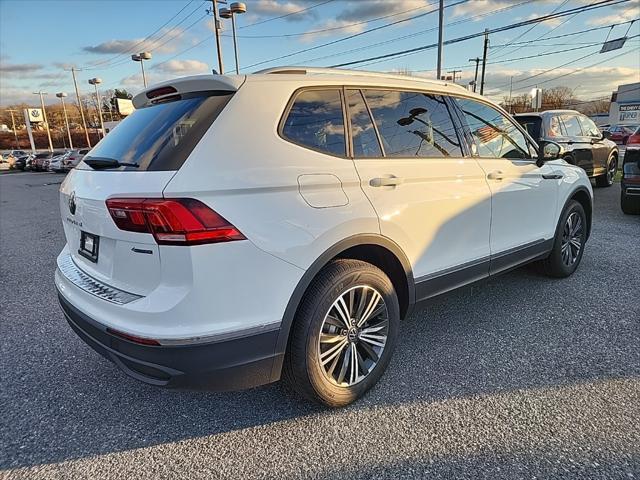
[78,231,99,263]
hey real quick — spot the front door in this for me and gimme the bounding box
[348,88,492,300]
[453,97,560,273]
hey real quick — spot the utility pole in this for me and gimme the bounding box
[69,67,91,148]
[469,57,480,92]
[508,76,514,113]
[7,109,19,148]
[447,69,462,83]
[436,0,444,80]
[211,0,224,74]
[56,93,73,149]
[34,91,53,152]
[480,29,489,95]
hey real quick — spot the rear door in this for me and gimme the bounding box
[578,115,608,174]
[351,88,492,298]
[560,113,595,175]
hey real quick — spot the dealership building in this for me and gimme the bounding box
[609,82,640,125]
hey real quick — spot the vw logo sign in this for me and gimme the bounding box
[31,109,40,118]
[68,192,77,215]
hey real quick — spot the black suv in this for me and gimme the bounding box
[515,110,618,187]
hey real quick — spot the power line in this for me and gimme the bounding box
[328,0,631,68]
[239,0,469,72]
[239,0,335,29]
[84,0,203,69]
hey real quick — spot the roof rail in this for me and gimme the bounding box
[255,66,467,90]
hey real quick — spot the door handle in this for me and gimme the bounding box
[370,176,403,187]
[487,170,504,180]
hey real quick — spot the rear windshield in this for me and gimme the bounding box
[82,91,233,171]
[515,116,542,141]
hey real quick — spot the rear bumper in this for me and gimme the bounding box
[58,293,283,391]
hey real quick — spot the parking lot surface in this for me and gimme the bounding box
[1,172,639,479]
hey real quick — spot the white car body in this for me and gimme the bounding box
[55,67,593,392]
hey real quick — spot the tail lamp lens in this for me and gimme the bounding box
[106,198,245,246]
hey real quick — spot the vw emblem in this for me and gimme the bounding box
[68,192,77,215]
[31,109,40,118]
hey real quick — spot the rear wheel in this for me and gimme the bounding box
[283,259,399,407]
[621,190,640,215]
[595,154,617,187]
[541,200,587,278]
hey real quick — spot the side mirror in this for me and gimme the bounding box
[601,130,612,140]
[536,141,561,166]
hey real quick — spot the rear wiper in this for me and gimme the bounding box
[84,158,139,170]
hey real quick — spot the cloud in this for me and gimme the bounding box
[336,0,431,22]
[154,59,210,75]
[586,1,640,26]
[526,13,562,28]
[82,28,186,55]
[452,0,513,18]
[245,0,320,22]
[0,62,43,75]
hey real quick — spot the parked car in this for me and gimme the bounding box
[55,68,593,407]
[62,148,90,171]
[515,110,619,187]
[12,153,34,171]
[31,152,56,172]
[625,125,640,146]
[6,150,27,169]
[607,124,638,145]
[49,151,71,173]
[621,145,640,214]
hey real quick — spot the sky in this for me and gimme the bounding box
[1,0,639,107]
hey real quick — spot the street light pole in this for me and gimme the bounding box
[88,78,105,138]
[220,3,247,75]
[69,67,91,148]
[436,0,444,80]
[480,29,489,95]
[56,93,73,149]
[33,91,53,152]
[469,57,480,93]
[131,52,152,88]
[7,109,19,148]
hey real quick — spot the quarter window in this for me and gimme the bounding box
[346,89,383,157]
[282,89,346,157]
[577,116,600,137]
[455,98,531,159]
[363,89,462,158]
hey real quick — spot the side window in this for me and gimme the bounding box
[560,115,584,137]
[346,89,382,158]
[363,89,462,158]
[282,89,346,156]
[455,98,531,159]
[577,116,600,137]
[548,115,566,138]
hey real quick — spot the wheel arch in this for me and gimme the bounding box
[269,234,415,381]
[567,186,593,239]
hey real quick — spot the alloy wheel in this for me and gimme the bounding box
[561,211,583,266]
[317,285,389,387]
[607,158,617,184]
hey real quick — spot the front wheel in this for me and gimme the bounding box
[541,200,588,278]
[283,259,399,407]
[595,155,617,187]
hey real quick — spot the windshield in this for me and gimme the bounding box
[82,91,233,171]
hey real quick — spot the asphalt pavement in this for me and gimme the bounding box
[1,171,639,479]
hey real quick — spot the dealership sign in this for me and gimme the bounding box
[619,104,639,122]
[28,108,43,123]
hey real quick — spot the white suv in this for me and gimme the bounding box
[55,67,593,406]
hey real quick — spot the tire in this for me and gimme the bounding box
[621,190,640,215]
[283,259,399,407]
[595,154,617,187]
[541,200,588,278]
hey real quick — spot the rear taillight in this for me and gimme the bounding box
[106,198,246,246]
[107,327,161,346]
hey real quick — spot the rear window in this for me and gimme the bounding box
[82,92,233,171]
[515,116,542,141]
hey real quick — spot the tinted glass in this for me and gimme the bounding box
[363,89,462,158]
[83,92,233,171]
[282,89,346,156]
[515,116,542,140]
[560,115,584,137]
[548,115,566,137]
[346,89,382,157]
[455,98,530,159]
[577,116,600,137]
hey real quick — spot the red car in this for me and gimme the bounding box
[626,125,640,146]
[607,124,638,145]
